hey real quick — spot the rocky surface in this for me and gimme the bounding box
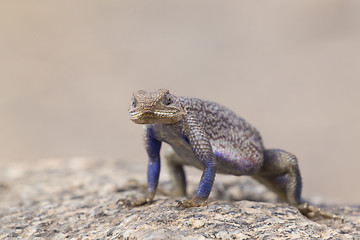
[0,158,359,239]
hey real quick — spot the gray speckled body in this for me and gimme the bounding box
[149,96,264,176]
[121,89,340,219]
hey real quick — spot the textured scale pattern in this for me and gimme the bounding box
[179,97,264,175]
[121,89,342,220]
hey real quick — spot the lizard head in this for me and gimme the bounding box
[129,89,186,124]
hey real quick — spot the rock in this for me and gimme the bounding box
[116,198,357,239]
[0,158,359,239]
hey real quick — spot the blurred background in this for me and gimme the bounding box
[1,1,359,204]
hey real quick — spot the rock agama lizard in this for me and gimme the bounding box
[119,88,340,219]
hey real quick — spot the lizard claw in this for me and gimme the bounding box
[116,196,151,208]
[297,202,344,222]
[177,197,207,208]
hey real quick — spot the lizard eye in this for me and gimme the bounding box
[131,97,137,107]
[163,94,173,105]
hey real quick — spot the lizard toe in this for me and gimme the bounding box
[177,197,207,208]
[116,196,149,208]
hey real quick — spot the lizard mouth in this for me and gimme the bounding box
[129,109,183,124]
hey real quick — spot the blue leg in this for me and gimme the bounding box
[196,161,216,200]
[178,116,217,207]
[177,158,216,208]
[117,126,161,208]
[145,127,162,201]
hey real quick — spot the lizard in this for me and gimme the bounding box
[118,88,340,219]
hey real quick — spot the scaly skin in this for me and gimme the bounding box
[118,89,341,220]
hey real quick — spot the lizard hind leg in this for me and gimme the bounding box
[253,149,343,220]
[163,148,187,197]
[253,149,302,206]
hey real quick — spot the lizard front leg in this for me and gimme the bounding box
[117,127,161,207]
[178,115,216,208]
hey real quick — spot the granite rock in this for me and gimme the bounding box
[0,158,359,239]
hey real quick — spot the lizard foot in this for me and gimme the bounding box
[116,195,153,208]
[297,202,344,222]
[177,197,207,208]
